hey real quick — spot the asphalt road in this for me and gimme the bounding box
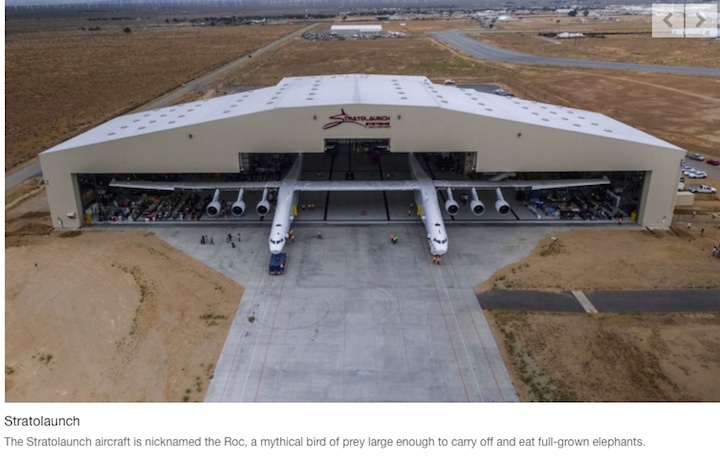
[478,289,720,313]
[432,30,720,77]
[5,162,43,190]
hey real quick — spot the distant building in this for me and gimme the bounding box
[330,25,382,38]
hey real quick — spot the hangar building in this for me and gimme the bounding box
[330,24,383,38]
[39,74,685,229]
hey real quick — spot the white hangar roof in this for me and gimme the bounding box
[331,25,383,33]
[43,74,680,153]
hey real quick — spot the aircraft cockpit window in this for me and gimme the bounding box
[434,223,441,227]
[269,238,285,245]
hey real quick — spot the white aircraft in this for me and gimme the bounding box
[109,153,609,257]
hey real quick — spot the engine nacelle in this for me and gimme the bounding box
[206,189,221,217]
[256,188,270,217]
[231,189,246,217]
[495,188,511,215]
[470,188,485,216]
[444,188,459,216]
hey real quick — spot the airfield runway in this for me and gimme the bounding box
[154,224,561,402]
[432,31,720,77]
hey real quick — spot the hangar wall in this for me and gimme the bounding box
[40,103,685,229]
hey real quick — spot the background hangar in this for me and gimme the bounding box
[39,74,685,229]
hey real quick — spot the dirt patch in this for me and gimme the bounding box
[479,219,720,402]
[478,226,720,292]
[486,311,720,401]
[5,193,244,401]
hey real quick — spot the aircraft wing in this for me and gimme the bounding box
[109,176,609,193]
[108,179,281,191]
[432,176,610,191]
[293,180,420,192]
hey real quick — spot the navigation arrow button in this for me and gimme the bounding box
[696,12,705,28]
[663,12,673,28]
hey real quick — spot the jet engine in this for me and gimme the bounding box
[256,189,270,216]
[231,189,246,217]
[444,188,460,216]
[206,189,222,217]
[470,188,485,216]
[495,188,511,215]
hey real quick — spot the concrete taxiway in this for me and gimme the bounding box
[154,224,560,402]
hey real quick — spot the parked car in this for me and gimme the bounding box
[685,170,707,179]
[688,153,705,161]
[690,185,717,194]
[706,158,720,166]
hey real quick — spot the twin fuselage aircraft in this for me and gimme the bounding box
[110,153,609,257]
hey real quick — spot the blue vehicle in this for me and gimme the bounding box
[269,253,286,275]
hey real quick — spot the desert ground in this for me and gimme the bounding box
[5,186,244,401]
[5,9,720,402]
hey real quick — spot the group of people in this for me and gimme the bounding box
[200,232,244,247]
[301,204,317,212]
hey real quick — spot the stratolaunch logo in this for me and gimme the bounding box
[323,108,391,130]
